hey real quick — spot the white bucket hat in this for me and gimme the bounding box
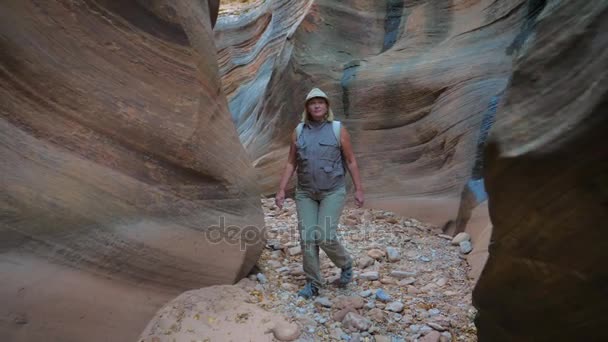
[305,88,329,103]
[301,88,334,122]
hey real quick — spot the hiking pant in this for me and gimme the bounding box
[295,185,352,288]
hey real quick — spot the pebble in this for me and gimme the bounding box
[359,289,372,298]
[367,249,386,260]
[288,246,302,256]
[256,273,268,284]
[386,247,401,262]
[357,256,375,269]
[267,260,283,268]
[427,322,447,331]
[385,301,404,313]
[272,321,301,341]
[359,271,379,281]
[314,297,332,308]
[398,277,416,286]
[420,256,432,262]
[342,312,372,332]
[429,308,441,316]
[390,270,417,279]
[375,289,392,302]
[420,330,441,342]
[451,232,471,245]
[367,308,386,323]
[459,240,473,254]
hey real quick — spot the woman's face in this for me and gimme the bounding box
[306,98,328,121]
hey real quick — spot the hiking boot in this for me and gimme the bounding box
[298,282,319,299]
[339,263,353,286]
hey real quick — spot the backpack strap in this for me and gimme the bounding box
[332,121,341,148]
[295,122,304,139]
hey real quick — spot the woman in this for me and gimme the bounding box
[275,87,364,299]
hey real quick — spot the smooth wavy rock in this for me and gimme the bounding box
[216,0,529,225]
[1,1,264,341]
[473,0,608,340]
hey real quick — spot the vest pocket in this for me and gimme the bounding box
[318,138,341,161]
[317,161,344,190]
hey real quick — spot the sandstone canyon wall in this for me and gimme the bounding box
[473,0,608,340]
[1,1,265,341]
[1,0,605,341]
[217,0,529,226]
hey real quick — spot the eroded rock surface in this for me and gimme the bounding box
[216,0,529,225]
[473,0,608,340]
[1,1,263,341]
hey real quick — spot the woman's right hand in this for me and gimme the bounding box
[275,189,286,209]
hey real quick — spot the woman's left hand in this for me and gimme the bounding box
[355,190,365,208]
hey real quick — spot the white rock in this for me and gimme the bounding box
[385,301,404,313]
[272,321,301,341]
[314,297,332,308]
[288,246,302,256]
[459,240,473,254]
[390,270,416,279]
[386,247,401,262]
[359,271,379,281]
[451,232,470,245]
[342,312,372,332]
[359,290,373,298]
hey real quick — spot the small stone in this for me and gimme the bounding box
[385,301,404,313]
[281,283,298,291]
[332,307,358,322]
[391,313,403,322]
[436,278,448,287]
[398,277,416,286]
[357,256,375,269]
[248,274,257,281]
[440,332,453,342]
[288,246,302,256]
[335,296,365,310]
[267,260,282,268]
[359,290,372,298]
[428,308,441,317]
[375,289,392,302]
[380,277,397,285]
[407,285,419,294]
[367,249,386,260]
[390,270,416,279]
[277,266,290,273]
[256,273,268,284]
[365,301,376,309]
[359,271,379,281]
[367,308,386,323]
[409,324,422,333]
[271,250,283,259]
[375,302,386,309]
[272,321,301,341]
[343,312,372,332]
[289,266,305,276]
[427,322,447,331]
[420,256,432,262]
[459,240,473,254]
[419,331,441,342]
[330,327,345,340]
[351,333,362,342]
[373,335,391,342]
[451,232,470,245]
[314,297,333,308]
[386,247,401,262]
